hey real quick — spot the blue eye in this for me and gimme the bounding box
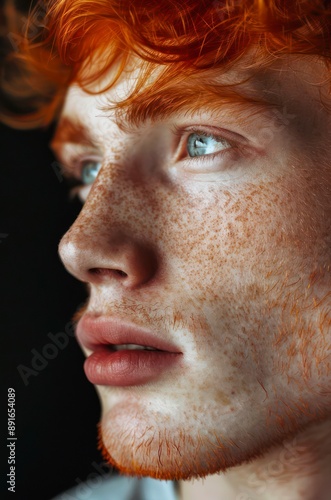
[187,133,231,157]
[81,161,102,185]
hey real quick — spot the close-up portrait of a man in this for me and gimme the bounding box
[2,0,331,499]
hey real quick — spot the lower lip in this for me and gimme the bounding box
[84,348,182,386]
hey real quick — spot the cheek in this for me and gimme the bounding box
[162,171,331,292]
[155,173,331,373]
[160,181,291,296]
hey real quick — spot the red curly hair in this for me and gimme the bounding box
[1,0,331,128]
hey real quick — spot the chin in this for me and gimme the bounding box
[97,396,257,481]
[96,386,329,482]
[94,374,331,481]
[98,424,237,480]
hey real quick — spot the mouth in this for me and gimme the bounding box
[111,344,162,351]
[76,314,183,386]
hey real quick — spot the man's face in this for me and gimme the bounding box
[55,55,331,480]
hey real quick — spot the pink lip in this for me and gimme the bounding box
[76,314,183,386]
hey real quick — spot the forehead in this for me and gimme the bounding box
[55,53,329,143]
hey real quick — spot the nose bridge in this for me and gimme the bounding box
[69,176,116,239]
[70,155,140,227]
[58,164,158,288]
[64,159,141,248]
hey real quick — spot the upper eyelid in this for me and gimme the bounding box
[172,123,248,150]
[52,144,102,174]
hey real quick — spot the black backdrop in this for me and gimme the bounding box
[0,1,115,497]
[1,122,104,499]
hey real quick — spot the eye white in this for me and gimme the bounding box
[81,160,102,185]
[187,133,231,157]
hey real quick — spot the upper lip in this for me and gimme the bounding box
[76,314,182,353]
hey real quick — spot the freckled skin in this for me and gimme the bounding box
[57,56,331,497]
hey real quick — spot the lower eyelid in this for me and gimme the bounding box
[68,184,92,203]
[178,150,235,172]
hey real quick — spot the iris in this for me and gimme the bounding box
[187,133,231,157]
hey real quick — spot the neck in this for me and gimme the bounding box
[179,418,331,500]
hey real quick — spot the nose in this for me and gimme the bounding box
[58,180,158,290]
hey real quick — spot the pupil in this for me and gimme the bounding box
[196,137,206,147]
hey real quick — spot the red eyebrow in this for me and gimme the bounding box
[51,117,95,148]
[106,73,278,131]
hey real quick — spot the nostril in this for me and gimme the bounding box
[89,268,128,278]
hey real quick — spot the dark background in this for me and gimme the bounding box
[1,119,104,500]
[0,1,107,496]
